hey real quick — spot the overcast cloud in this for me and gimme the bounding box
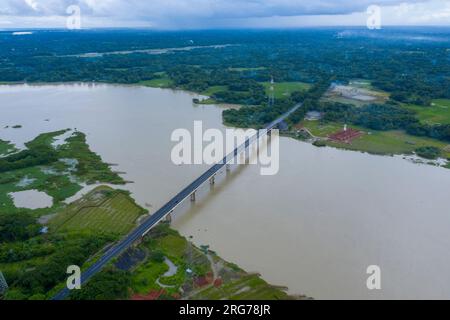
[0,0,449,29]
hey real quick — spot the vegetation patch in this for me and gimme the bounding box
[58,131,125,185]
[190,274,292,300]
[262,81,311,99]
[49,186,146,235]
[415,146,441,160]
[0,130,124,216]
[0,229,114,300]
[301,120,450,158]
[69,267,132,300]
[403,99,450,125]
[0,139,16,156]
[139,75,173,88]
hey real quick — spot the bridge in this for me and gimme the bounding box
[52,102,302,300]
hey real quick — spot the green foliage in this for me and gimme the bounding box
[149,250,165,263]
[0,145,58,173]
[0,239,55,263]
[2,29,448,106]
[313,140,326,147]
[69,267,131,300]
[415,146,441,160]
[0,211,40,242]
[5,232,114,298]
[322,103,417,131]
[0,139,16,156]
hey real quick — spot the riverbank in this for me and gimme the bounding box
[3,80,449,169]
[294,120,450,169]
[136,78,450,169]
[0,126,300,300]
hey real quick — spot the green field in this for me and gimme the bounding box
[301,120,450,158]
[262,81,311,99]
[49,186,145,235]
[139,76,173,88]
[404,99,450,125]
[201,85,228,96]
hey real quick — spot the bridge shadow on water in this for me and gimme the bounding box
[171,161,252,225]
[172,138,270,226]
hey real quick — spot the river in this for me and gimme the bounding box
[1,83,450,299]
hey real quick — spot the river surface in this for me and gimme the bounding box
[1,83,450,299]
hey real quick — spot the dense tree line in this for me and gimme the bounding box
[1,28,449,106]
[0,145,58,173]
[0,211,41,242]
[69,267,131,300]
[415,146,442,159]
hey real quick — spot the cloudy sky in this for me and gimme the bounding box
[0,0,449,29]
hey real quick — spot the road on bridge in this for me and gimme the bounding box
[52,102,302,300]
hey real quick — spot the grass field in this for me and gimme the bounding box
[201,85,228,96]
[301,120,450,158]
[262,81,311,99]
[49,186,146,235]
[403,99,450,125]
[139,76,173,88]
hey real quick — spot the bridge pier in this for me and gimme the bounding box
[226,164,231,172]
[165,211,173,223]
[190,192,196,202]
[210,176,215,185]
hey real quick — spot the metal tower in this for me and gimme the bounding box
[268,76,275,108]
[0,271,8,296]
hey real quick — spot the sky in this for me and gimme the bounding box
[0,0,449,29]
